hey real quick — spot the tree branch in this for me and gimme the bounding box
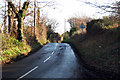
[22,1,30,13]
[83,1,120,14]
[23,10,34,19]
[8,2,18,15]
[37,1,55,9]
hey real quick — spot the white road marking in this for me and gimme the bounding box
[17,66,38,80]
[55,44,57,49]
[52,51,54,54]
[43,56,51,62]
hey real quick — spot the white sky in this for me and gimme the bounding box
[0,0,119,34]
[43,0,119,34]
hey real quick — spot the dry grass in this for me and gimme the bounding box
[72,29,120,74]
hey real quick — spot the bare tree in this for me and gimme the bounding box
[36,8,40,28]
[4,2,7,34]
[11,18,17,38]
[0,24,3,33]
[8,1,30,41]
[82,1,120,15]
[68,17,91,28]
[19,0,21,10]
[8,2,14,35]
[34,0,36,40]
[81,1,120,25]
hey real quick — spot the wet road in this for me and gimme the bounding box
[2,43,96,79]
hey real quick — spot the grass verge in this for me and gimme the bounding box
[63,28,120,79]
[1,34,45,64]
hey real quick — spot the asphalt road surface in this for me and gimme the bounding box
[1,43,97,79]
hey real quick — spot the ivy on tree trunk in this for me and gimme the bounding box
[8,1,30,42]
[8,3,14,34]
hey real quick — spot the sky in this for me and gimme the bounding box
[43,0,119,34]
[0,0,119,34]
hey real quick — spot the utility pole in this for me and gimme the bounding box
[34,0,36,40]
[64,19,66,39]
[73,18,75,27]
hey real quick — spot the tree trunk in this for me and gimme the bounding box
[8,3,14,35]
[19,0,21,10]
[11,19,17,39]
[17,16,24,41]
[36,9,40,28]
[8,3,11,33]
[0,24,3,33]
[8,12,14,35]
[4,2,7,34]
[34,0,36,40]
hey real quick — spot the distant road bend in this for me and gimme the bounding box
[2,43,96,79]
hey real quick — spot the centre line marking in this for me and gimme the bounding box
[55,44,57,49]
[17,66,38,80]
[44,56,51,62]
[52,51,54,54]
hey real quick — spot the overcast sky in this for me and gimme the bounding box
[0,0,119,34]
[44,0,119,34]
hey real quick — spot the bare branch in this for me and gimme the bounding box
[24,10,34,19]
[22,1,30,13]
[82,1,120,14]
[37,1,55,9]
[8,2,18,14]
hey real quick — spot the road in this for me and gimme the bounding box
[1,43,97,79]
